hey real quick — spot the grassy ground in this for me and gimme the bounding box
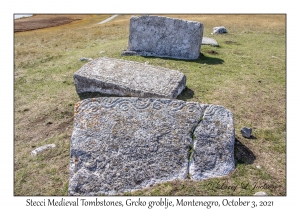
[14,14,286,196]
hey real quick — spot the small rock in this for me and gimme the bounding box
[121,50,138,56]
[31,144,55,156]
[241,127,252,138]
[212,26,227,34]
[256,165,261,169]
[79,57,93,61]
[254,191,268,196]
[202,37,219,47]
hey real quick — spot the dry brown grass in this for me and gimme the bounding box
[167,14,285,34]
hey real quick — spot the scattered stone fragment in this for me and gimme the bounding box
[254,191,268,196]
[256,165,261,169]
[202,37,219,47]
[68,97,235,195]
[73,57,186,99]
[212,26,227,34]
[120,50,137,56]
[79,57,93,62]
[241,127,252,138]
[31,144,55,156]
[123,15,204,60]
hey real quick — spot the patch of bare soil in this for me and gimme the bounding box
[14,15,83,32]
[206,50,218,55]
[15,107,74,143]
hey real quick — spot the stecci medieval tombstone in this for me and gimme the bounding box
[73,57,186,99]
[68,97,235,195]
[122,15,204,60]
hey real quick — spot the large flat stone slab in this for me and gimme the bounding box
[73,57,186,99]
[68,97,235,195]
[123,15,204,60]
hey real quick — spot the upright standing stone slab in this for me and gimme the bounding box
[68,97,235,195]
[123,15,204,60]
[73,57,186,99]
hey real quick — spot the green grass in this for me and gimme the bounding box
[14,14,286,196]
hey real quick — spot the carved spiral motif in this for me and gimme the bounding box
[118,101,130,111]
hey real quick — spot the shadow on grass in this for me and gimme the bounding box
[78,92,117,100]
[176,86,194,101]
[187,53,224,65]
[234,138,256,165]
[139,53,224,65]
[78,87,194,101]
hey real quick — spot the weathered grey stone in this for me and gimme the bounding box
[190,105,235,180]
[31,144,55,156]
[213,26,227,34]
[254,191,268,196]
[202,37,219,47]
[120,50,137,56]
[241,127,252,138]
[73,57,186,99]
[124,15,204,60]
[79,57,93,62]
[68,97,235,195]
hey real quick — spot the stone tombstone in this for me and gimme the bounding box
[68,97,235,195]
[123,15,204,60]
[73,57,186,99]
